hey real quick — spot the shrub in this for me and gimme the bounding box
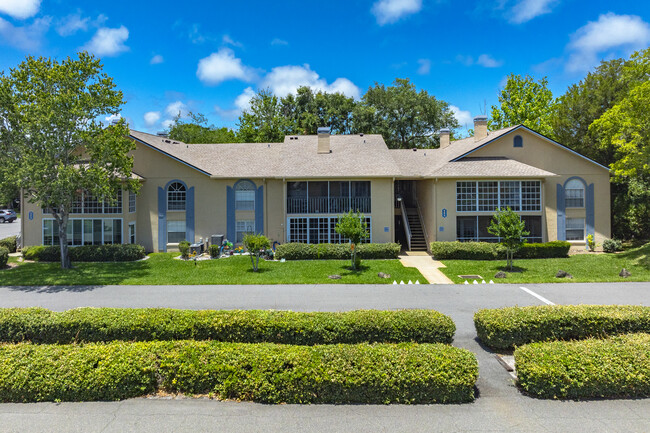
[242,233,271,272]
[515,333,650,399]
[178,241,190,259]
[0,308,456,345]
[0,247,8,268]
[21,244,145,262]
[275,243,401,260]
[0,340,479,403]
[0,236,17,253]
[209,244,220,258]
[603,238,623,253]
[474,305,650,350]
[430,241,570,260]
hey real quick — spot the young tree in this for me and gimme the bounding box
[487,207,529,271]
[489,74,557,137]
[353,78,459,149]
[167,111,239,144]
[335,210,369,270]
[0,52,138,269]
[242,233,271,272]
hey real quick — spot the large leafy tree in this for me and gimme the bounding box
[237,89,288,143]
[489,74,556,136]
[353,78,459,149]
[0,53,138,268]
[280,86,356,135]
[168,111,239,144]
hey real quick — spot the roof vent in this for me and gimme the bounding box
[156,132,168,138]
[317,127,331,154]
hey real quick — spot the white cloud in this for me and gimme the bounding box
[56,13,89,36]
[372,0,422,25]
[271,38,288,46]
[150,54,164,65]
[161,119,175,129]
[222,34,242,47]
[235,87,256,112]
[260,64,360,99]
[0,0,41,19]
[143,111,161,127]
[0,16,50,50]
[83,26,129,56]
[196,48,255,85]
[476,54,503,68]
[165,101,189,119]
[566,13,650,73]
[509,0,558,24]
[417,58,431,75]
[104,113,121,125]
[449,105,473,128]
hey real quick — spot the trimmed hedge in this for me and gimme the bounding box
[515,333,650,399]
[474,305,650,350]
[21,244,145,262]
[0,247,7,268]
[0,308,456,345]
[275,242,401,260]
[0,236,17,253]
[0,340,478,403]
[430,241,570,260]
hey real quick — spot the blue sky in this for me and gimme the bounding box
[1,0,649,133]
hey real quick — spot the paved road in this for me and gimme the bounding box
[0,282,648,432]
[0,217,19,239]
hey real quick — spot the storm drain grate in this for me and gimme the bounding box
[458,275,482,279]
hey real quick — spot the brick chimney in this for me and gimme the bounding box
[474,116,488,141]
[317,127,331,154]
[439,128,451,149]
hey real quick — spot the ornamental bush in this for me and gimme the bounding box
[430,241,570,260]
[275,243,401,260]
[0,308,456,345]
[474,305,650,350]
[178,241,190,259]
[209,244,220,258]
[21,244,145,262]
[0,236,17,253]
[0,340,478,404]
[603,238,623,253]
[515,333,650,399]
[0,247,8,268]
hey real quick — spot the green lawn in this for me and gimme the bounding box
[440,242,650,283]
[0,253,425,285]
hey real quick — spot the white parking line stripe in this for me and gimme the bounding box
[519,286,555,305]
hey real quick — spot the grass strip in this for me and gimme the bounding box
[0,307,455,345]
[0,341,478,404]
[474,305,650,350]
[515,333,650,399]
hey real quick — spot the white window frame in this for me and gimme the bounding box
[167,220,186,244]
[42,218,124,246]
[236,220,255,243]
[286,216,372,244]
[235,181,256,211]
[129,191,136,213]
[566,218,585,241]
[456,180,541,213]
[128,222,136,244]
[565,179,585,209]
[167,182,187,212]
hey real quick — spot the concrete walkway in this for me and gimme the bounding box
[399,251,453,284]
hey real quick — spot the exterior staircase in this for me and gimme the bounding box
[406,208,427,251]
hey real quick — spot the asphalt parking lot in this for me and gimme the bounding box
[0,217,20,240]
[0,282,648,432]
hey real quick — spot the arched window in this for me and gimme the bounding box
[513,135,523,147]
[167,182,186,211]
[565,179,584,208]
[235,180,255,210]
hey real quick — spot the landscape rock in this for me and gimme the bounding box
[378,272,391,279]
[328,274,342,280]
[619,268,631,278]
[555,270,568,278]
[565,273,573,279]
[494,271,507,279]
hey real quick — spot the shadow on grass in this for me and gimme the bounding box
[497,265,528,273]
[614,242,650,270]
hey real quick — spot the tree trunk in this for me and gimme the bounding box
[57,214,72,269]
[249,251,256,271]
[351,244,357,270]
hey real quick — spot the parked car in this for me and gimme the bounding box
[0,209,17,223]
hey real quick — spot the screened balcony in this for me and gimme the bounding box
[287,181,371,214]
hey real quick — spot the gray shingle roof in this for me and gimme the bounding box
[129,125,556,179]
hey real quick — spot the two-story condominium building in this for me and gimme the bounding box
[21,116,611,252]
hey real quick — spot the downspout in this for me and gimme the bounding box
[282,177,287,243]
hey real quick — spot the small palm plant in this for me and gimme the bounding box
[242,233,271,272]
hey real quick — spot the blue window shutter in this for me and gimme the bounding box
[157,186,166,252]
[556,184,566,241]
[586,183,595,238]
[226,186,235,242]
[186,186,195,242]
[255,186,264,234]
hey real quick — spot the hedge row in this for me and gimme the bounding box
[22,244,145,262]
[515,333,650,399]
[0,340,479,403]
[430,241,570,260]
[0,236,17,253]
[275,243,401,260]
[0,247,7,268]
[0,308,455,345]
[474,305,650,350]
